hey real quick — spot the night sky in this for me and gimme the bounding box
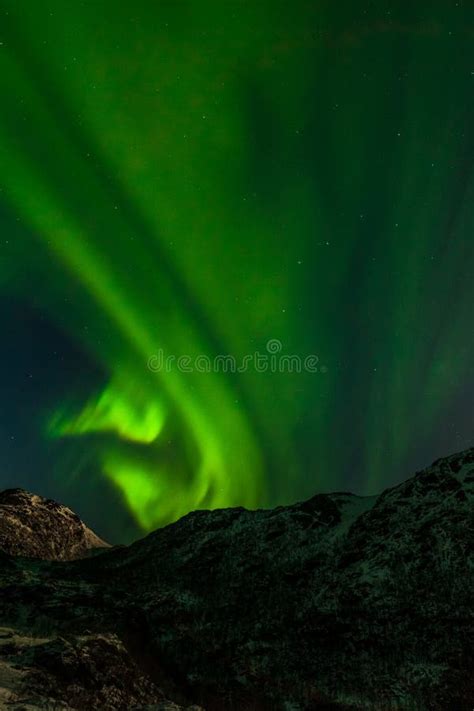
[1,1,474,543]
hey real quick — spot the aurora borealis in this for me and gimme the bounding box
[1,1,474,542]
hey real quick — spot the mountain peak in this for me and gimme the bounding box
[0,487,109,561]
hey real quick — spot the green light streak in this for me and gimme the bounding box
[48,381,167,445]
[0,25,264,531]
[1,1,474,538]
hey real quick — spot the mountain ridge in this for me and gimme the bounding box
[0,447,473,709]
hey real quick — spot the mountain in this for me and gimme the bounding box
[0,488,110,561]
[0,448,473,709]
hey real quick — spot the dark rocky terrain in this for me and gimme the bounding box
[0,448,473,710]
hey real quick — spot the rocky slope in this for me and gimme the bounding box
[0,489,110,561]
[0,448,473,709]
[0,627,203,710]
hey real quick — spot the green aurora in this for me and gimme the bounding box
[1,1,474,541]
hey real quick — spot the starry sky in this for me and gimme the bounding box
[1,0,474,543]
